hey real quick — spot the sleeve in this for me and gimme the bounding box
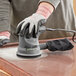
[39,0,60,9]
[0,0,11,32]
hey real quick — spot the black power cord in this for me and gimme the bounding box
[46,28,76,42]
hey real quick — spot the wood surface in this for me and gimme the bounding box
[0,38,76,76]
[0,69,11,76]
[73,0,76,15]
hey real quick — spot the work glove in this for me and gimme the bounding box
[16,13,46,38]
[16,2,54,38]
[0,31,10,46]
[16,3,54,57]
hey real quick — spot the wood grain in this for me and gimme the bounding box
[0,69,11,76]
[73,0,76,15]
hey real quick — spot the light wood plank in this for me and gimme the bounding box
[0,69,11,76]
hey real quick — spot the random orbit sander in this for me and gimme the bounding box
[16,25,75,58]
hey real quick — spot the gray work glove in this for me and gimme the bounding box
[0,36,10,46]
[0,39,10,46]
[16,13,46,38]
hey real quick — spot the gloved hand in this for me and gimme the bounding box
[0,31,10,46]
[16,2,54,38]
[16,13,46,38]
[16,2,54,57]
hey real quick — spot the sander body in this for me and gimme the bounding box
[16,26,74,57]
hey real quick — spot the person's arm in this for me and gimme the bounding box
[36,2,54,19]
[17,0,60,38]
[0,0,11,46]
[37,0,60,18]
[39,0,60,9]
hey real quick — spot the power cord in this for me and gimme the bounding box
[46,28,76,42]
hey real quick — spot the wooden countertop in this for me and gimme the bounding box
[0,38,76,76]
